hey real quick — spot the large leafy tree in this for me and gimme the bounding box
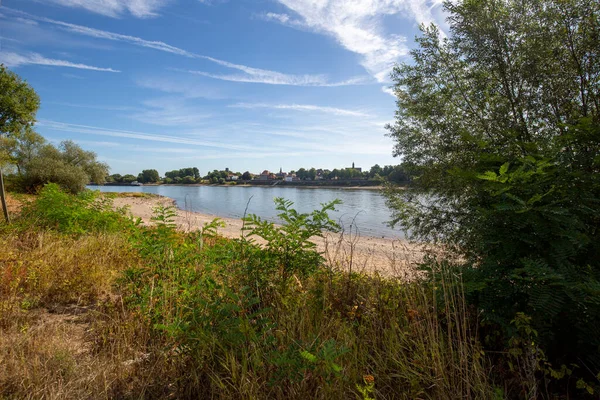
[0,65,40,221]
[1,126,46,174]
[21,140,109,194]
[137,169,160,183]
[386,0,599,373]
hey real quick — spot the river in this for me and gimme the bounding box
[90,185,403,238]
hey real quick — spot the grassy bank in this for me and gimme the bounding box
[1,184,582,399]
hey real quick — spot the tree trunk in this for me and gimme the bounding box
[0,169,9,223]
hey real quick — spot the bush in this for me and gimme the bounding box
[16,141,109,194]
[21,183,136,234]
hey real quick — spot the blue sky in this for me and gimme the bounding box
[0,0,447,176]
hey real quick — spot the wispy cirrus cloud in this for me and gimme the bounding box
[381,86,396,97]
[186,67,370,86]
[5,8,366,87]
[46,101,139,111]
[0,51,120,72]
[135,75,224,99]
[40,0,172,18]
[230,103,372,117]
[38,120,273,152]
[263,0,446,82]
[129,98,212,127]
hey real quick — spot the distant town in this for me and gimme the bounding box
[104,163,409,186]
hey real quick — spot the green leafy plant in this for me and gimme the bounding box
[22,183,134,234]
[242,198,341,281]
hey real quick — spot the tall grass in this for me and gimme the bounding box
[0,185,497,399]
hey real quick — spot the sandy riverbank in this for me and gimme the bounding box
[112,195,425,277]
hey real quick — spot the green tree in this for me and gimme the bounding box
[386,0,600,376]
[296,168,308,180]
[369,164,382,179]
[137,169,160,183]
[1,126,46,175]
[0,65,40,221]
[242,171,252,180]
[121,174,137,183]
[110,173,123,183]
[21,141,109,194]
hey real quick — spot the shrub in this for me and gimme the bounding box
[22,183,136,234]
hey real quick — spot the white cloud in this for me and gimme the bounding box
[15,17,38,25]
[0,51,120,72]
[230,103,371,117]
[47,101,139,111]
[197,0,228,4]
[5,8,366,87]
[38,120,272,152]
[0,36,21,43]
[263,12,290,24]
[62,73,85,79]
[186,69,327,86]
[43,0,172,18]
[135,76,223,98]
[381,86,396,97]
[265,0,446,82]
[129,98,212,127]
[187,67,371,86]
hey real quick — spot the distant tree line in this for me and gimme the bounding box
[108,167,202,184]
[290,165,409,183]
[164,167,200,184]
[103,164,410,186]
[204,169,242,184]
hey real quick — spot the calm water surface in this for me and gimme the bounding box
[90,185,402,238]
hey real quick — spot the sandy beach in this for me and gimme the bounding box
[112,195,425,277]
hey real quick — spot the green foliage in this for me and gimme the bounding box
[18,141,109,193]
[21,183,135,234]
[0,126,45,174]
[111,197,492,398]
[462,155,600,380]
[137,169,160,184]
[164,167,200,183]
[386,0,600,394]
[242,198,341,280]
[121,174,137,183]
[0,65,40,137]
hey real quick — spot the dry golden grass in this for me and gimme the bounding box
[0,228,149,399]
[4,192,32,215]
[0,191,494,399]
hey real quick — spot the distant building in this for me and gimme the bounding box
[347,162,362,173]
[276,167,287,179]
[285,174,299,182]
[226,174,238,181]
[257,170,271,180]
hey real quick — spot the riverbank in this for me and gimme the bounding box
[97,183,387,190]
[112,194,424,277]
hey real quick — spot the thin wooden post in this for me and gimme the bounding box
[0,169,9,223]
